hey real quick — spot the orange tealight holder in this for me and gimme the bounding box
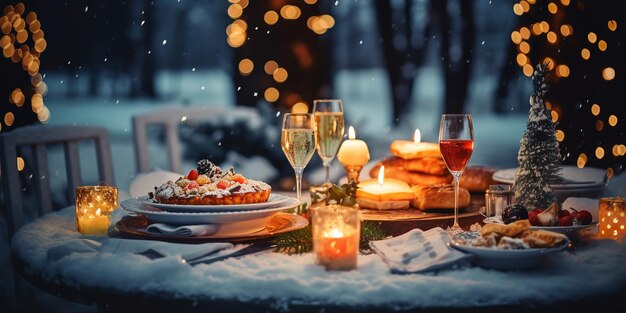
[599,197,626,240]
[312,204,360,271]
[75,186,118,235]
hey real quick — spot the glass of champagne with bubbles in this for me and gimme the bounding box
[313,99,345,184]
[281,113,316,201]
[439,114,474,232]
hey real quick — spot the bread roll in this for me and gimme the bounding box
[370,164,452,186]
[459,166,498,193]
[376,157,448,176]
[411,184,470,210]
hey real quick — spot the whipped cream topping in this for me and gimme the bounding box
[154,179,271,200]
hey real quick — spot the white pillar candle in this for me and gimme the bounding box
[337,126,370,167]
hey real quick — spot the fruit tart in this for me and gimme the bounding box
[150,159,271,205]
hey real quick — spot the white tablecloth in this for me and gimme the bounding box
[11,206,626,310]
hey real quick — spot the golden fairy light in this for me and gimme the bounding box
[581,48,590,60]
[304,0,318,4]
[264,87,279,102]
[291,102,308,113]
[560,24,572,36]
[587,32,597,44]
[511,31,522,44]
[228,4,243,19]
[598,40,607,51]
[596,120,604,131]
[608,115,618,127]
[519,41,530,53]
[273,67,288,83]
[591,103,600,116]
[520,1,530,12]
[540,21,550,33]
[1,3,49,131]
[513,3,524,16]
[516,53,528,66]
[264,60,278,75]
[543,57,555,70]
[555,129,565,142]
[607,20,617,31]
[280,5,301,20]
[264,11,279,25]
[556,64,570,77]
[596,147,605,159]
[551,110,559,122]
[522,64,533,77]
[560,0,570,5]
[547,31,557,44]
[577,153,588,168]
[548,3,558,14]
[16,156,24,171]
[602,67,615,81]
[238,58,253,75]
[520,27,531,39]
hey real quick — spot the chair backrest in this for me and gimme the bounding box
[132,105,258,174]
[0,125,115,237]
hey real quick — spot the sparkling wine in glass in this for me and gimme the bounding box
[313,99,345,185]
[439,114,474,232]
[281,113,316,201]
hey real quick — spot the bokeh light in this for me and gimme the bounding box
[602,67,615,81]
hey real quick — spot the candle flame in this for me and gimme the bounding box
[96,208,101,216]
[378,165,385,185]
[414,129,421,143]
[348,126,355,140]
[328,228,344,238]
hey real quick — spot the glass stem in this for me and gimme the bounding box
[452,173,462,229]
[294,167,304,202]
[324,163,330,184]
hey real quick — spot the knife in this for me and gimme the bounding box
[188,241,277,266]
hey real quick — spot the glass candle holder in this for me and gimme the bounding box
[312,204,360,271]
[599,197,626,239]
[75,186,118,235]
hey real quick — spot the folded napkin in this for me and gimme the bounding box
[48,238,233,262]
[370,227,472,274]
[146,223,219,237]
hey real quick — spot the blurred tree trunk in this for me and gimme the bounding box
[436,0,475,114]
[132,0,157,98]
[374,0,428,125]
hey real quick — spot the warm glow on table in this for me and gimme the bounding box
[599,197,626,240]
[390,128,440,159]
[337,126,370,167]
[312,204,360,271]
[76,186,118,236]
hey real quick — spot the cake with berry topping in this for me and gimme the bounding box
[150,159,271,205]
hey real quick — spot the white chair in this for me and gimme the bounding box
[0,125,115,237]
[132,105,259,174]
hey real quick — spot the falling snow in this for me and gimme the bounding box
[162,40,167,45]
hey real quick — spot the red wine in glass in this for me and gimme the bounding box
[439,139,474,172]
[439,114,474,232]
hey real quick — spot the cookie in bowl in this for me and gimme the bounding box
[150,159,271,205]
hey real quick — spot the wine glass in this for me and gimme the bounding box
[312,99,345,184]
[439,114,474,232]
[281,113,316,202]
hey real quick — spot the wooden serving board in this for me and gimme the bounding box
[361,194,485,236]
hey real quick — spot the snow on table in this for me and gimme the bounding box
[11,207,626,310]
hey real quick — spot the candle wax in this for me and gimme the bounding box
[77,215,110,235]
[337,139,370,167]
[318,231,358,270]
[356,178,414,201]
[390,140,440,159]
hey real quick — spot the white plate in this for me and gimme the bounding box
[492,166,607,189]
[120,196,300,226]
[482,216,598,236]
[449,235,569,270]
[138,193,292,213]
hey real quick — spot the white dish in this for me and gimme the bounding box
[492,166,607,189]
[482,217,598,236]
[449,235,569,270]
[137,193,292,213]
[120,196,300,226]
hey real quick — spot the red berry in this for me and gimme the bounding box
[559,215,574,226]
[187,181,199,189]
[574,210,593,225]
[558,209,570,218]
[529,209,543,226]
[216,180,230,190]
[187,169,199,180]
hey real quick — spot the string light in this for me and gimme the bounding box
[522,64,533,77]
[577,153,588,168]
[519,41,530,53]
[587,32,597,44]
[591,104,600,116]
[547,31,557,44]
[602,67,615,81]
[581,48,590,60]
[227,4,243,19]
[272,67,288,83]
[596,147,605,160]
[556,64,570,77]
[520,27,531,39]
[548,3,558,14]
[511,31,522,44]
[264,11,279,25]
[607,20,617,31]
[551,110,559,122]
[521,1,530,12]
[560,0,570,5]
[264,87,279,102]
[516,53,528,66]
[608,115,618,127]
[555,129,565,141]
[17,156,24,171]
[264,60,278,75]
[238,58,254,76]
[598,40,607,51]
[560,24,573,36]
[513,3,524,15]
[596,120,604,131]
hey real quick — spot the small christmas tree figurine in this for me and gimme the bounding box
[513,63,561,210]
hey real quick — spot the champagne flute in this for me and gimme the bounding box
[312,99,345,184]
[439,114,474,231]
[281,113,316,201]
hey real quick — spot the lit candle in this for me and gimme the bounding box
[312,205,360,271]
[337,126,370,183]
[599,197,626,240]
[77,208,110,236]
[337,126,370,167]
[389,128,440,159]
[76,186,118,236]
[356,166,414,201]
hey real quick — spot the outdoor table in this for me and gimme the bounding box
[11,206,626,312]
